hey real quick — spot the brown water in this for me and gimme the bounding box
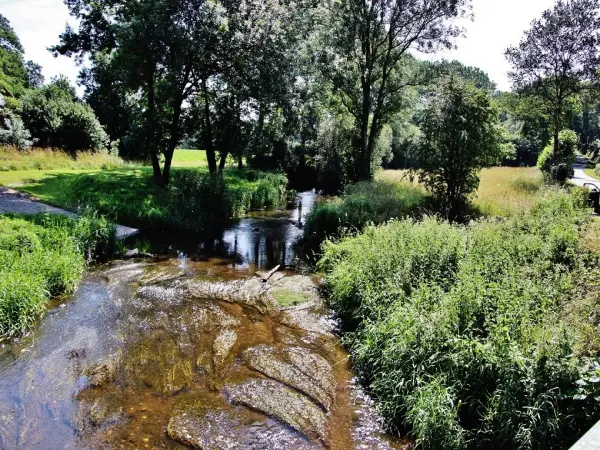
[0,192,409,450]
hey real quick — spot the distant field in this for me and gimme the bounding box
[170,149,209,167]
[378,166,543,216]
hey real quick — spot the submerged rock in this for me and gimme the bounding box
[225,378,329,445]
[213,329,237,375]
[244,345,334,411]
[124,335,193,395]
[280,308,336,336]
[185,278,279,314]
[82,356,119,388]
[168,397,318,449]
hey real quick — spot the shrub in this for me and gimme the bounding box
[537,130,577,183]
[318,190,598,449]
[20,78,109,153]
[0,111,34,150]
[0,213,117,339]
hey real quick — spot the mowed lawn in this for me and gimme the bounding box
[0,149,210,187]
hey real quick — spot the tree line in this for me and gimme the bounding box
[1,0,600,208]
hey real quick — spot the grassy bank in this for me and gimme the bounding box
[318,190,600,449]
[303,181,431,248]
[14,168,287,231]
[304,167,545,248]
[0,148,285,231]
[0,213,117,340]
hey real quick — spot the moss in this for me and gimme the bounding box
[272,289,311,307]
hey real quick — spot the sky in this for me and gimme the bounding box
[1,0,558,92]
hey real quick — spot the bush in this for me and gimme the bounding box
[0,110,34,150]
[20,78,109,153]
[303,181,430,250]
[318,190,598,449]
[0,213,116,339]
[537,130,577,183]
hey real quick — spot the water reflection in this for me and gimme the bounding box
[130,191,318,271]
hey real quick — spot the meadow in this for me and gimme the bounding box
[304,166,547,248]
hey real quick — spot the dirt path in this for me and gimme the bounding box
[0,186,138,239]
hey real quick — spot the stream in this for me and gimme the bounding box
[0,192,408,450]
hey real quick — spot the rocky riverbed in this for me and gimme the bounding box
[0,258,408,449]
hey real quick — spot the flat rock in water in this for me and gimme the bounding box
[213,329,237,375]
[167,401,318,449]
[185,279,279,314]
[280,308,336,335]
[244,345,334,411]
[225,378,329,446]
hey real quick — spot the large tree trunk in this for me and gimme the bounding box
[357,84,372,182]
[202,78,218,174]
[147,71,163,185]
[162,97,183,186]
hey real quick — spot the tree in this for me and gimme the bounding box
[21,77,108,153]
[320,0,471,182]
[506,0,600,160]
[53,0,228,184]
[0,14,43,97]
[415,77,503,217]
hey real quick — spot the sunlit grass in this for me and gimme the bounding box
[0,146,124,172]
[378,166,543,217]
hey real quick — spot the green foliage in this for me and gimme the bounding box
[416,77,504,218]
[303,181,430,250]
[20,78,109,153]
[0,110,34,149]
[318,190,598,449]
[18,167,287,231]
[537,129,577,183]
[0,213,116,339]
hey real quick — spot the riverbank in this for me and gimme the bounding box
[0,148,279,232]
[0,213,117,340]
[317,188,600,449]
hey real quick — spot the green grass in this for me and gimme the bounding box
[586,167,600,180]
[9,167,287,231]
[271,289,311,307]
[318,189,600,449]
[170,149,209,167]
[0,146,124,172]
[0,213,117,340]
[303,181,431,249]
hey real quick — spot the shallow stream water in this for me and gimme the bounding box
[0,192,408,450]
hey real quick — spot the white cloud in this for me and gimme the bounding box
[1,0,80,87]
[1,0,558,92]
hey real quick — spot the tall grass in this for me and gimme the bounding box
[378,166,544,218]
[0,213,117,340]
[318,190,600,449]
[0,146,124,171]
[303,181,431,249]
